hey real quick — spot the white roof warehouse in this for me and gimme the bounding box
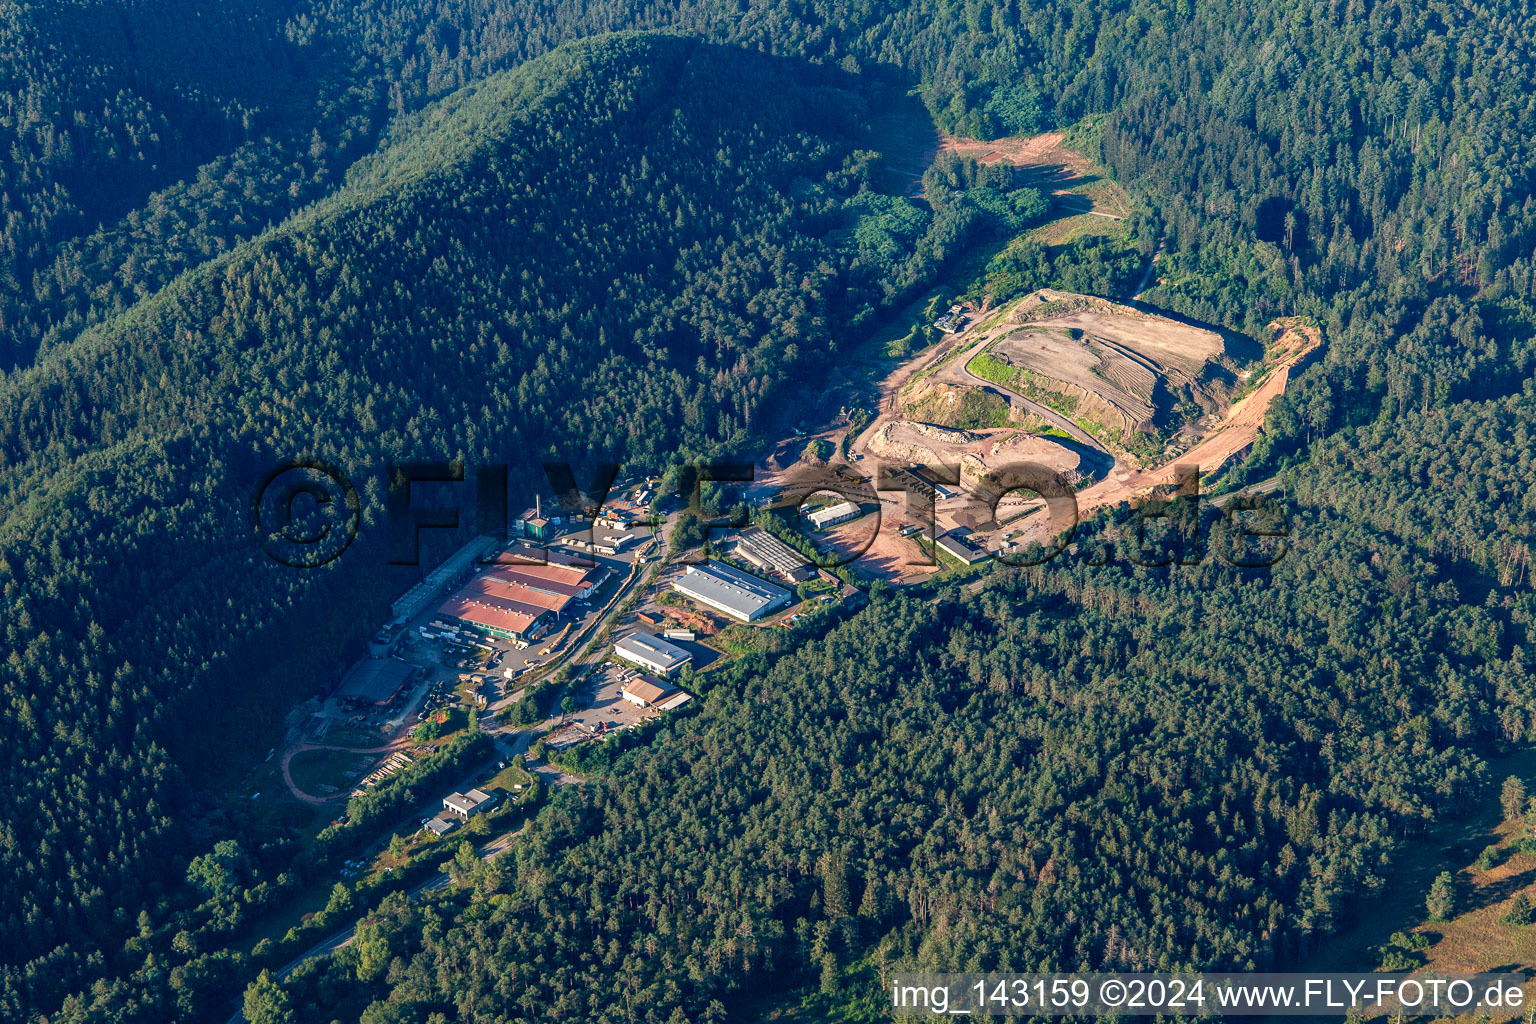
[808,500,860,530]
[671,559,791,622]
[613,632,693,676]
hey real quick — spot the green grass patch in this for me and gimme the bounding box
[968,351,1080,420]
[1297,745,1536,974]
[901,383,1011,429]
[1028,210,1125,248]
[288,749,371,797]
[968,347,1170,460]
[481,760,538,801]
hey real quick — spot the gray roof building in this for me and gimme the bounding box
[422,815,458,836]
[443,788,497,818]
[937,531,990,565]
[614,632,693,676]
[671,560,792,622]
[735,528,815,582]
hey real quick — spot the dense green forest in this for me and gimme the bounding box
[4,0,1536,1020]
[280,527,1505,1021]
[0,31,980,1021]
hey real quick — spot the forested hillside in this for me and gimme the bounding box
[0,0,370,368]
[12,0,1532,381]
[275,503,1515,1021]
[0,33,971,1019]
[6,0,1536,1021]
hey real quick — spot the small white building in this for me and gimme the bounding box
[808,501,860,530]
[443,788,497,819]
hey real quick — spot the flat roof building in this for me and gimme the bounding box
[613,632,693,676]
[808,500,861,530]
[443,789,497,819]
[937,531,990,565]
[671,560,792,622]
[497,542,597,569]
[911,467,961,500]
[422,815,458,836]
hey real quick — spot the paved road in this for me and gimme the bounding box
[225,517,679,1022]
[226,722,564,1024]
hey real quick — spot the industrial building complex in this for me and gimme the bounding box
[389,535,498,622]
[422,788,498,837]
[670,559,792,622]
[436,558,609,642]
[734,528,815,582]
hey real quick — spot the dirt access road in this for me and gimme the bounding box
[1010,319,1322,544]
[282,740,410,805]
[844,305,1083,452]
[950,350,1107,452]
[836,309,1319,568]
[841,302,1108,464]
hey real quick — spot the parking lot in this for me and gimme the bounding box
[560,662,656,736]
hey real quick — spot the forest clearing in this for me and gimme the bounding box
[937,130,1131,218]
[785,293,1319,580]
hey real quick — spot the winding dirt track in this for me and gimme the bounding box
[839,308,1320,564]
[282,740,409,805]
[1015,320,1322,542]
[951,353,1107,453]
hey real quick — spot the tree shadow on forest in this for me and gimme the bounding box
[1465,866,1536,913]
[1016,162,1100,195]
